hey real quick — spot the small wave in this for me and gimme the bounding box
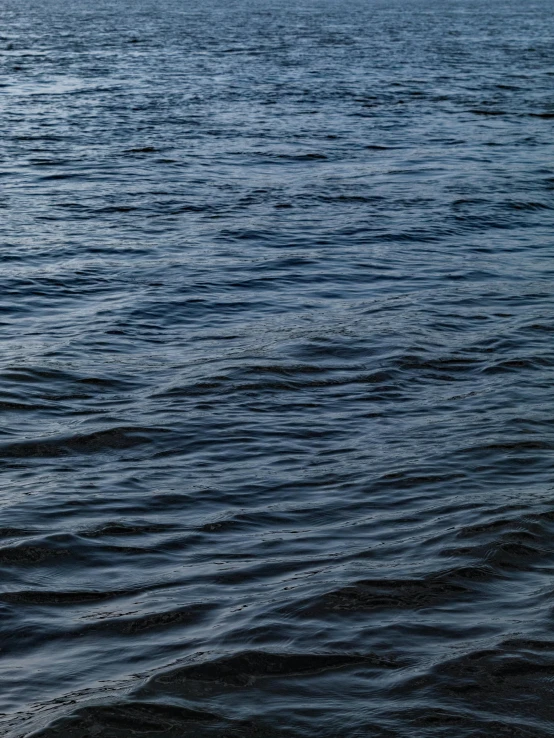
[468,108,507,116]
[31,702,228,738]
[124,146,160,153]
[412,639,554,727]
[0,426,168,459]
[81,603,215,636]
[79,522,177,538]
[0,541,71,566]
[294,569,484,616]
[146,651,400,689]
[528,112,554,119]
[0,588,140,605]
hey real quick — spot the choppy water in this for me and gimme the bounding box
[2,0,554,734]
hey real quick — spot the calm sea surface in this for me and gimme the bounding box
[2,0,554,734]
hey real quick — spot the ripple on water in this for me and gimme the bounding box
[2,0,554,735]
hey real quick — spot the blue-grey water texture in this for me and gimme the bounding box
[2,0,554,735]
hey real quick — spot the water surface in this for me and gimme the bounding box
[2,0,554,734]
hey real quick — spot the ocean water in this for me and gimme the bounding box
[2,0,554,734]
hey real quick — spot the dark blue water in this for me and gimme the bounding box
[2,0,554,734]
